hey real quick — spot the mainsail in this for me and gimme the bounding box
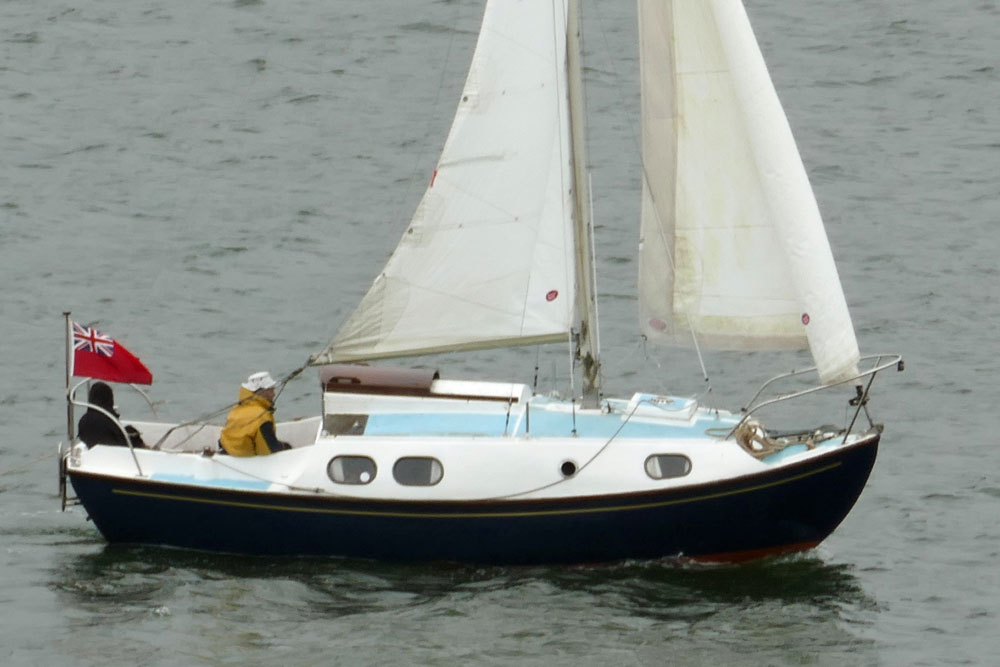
[315,0,577,364]
[637,0,859,383]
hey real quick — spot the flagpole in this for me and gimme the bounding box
[64,312,74,444]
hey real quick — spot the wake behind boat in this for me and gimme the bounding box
[60,0,902,565]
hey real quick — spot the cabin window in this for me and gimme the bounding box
[325,414,368,436]
[393,457,443,486]
[644,454,692,480]
[327,456,377,485]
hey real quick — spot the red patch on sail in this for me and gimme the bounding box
[649,318,667,331]
[545,290,558,302]
[801,313,810,325]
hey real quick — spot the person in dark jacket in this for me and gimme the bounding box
[77,381,145,448]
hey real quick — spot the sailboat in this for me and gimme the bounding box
[60,0,901,564]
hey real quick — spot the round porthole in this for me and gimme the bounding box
[560,460,577,478]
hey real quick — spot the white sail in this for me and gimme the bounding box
[315,0,575,364]
[637,0,859,383]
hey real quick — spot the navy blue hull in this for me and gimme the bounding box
[68,435,878,564]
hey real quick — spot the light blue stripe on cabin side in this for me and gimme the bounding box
[363,414,509,437]
[149,474,272,491]
[362,411,731,439]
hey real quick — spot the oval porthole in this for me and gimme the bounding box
[644,454,692,480]
[393,457,443,486]
[327,456,377,485]
[560,460,577,478]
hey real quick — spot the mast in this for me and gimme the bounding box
[567,0,601,407]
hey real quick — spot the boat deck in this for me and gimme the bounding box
[324,393,736,440]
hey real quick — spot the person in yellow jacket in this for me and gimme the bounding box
[219,371,291,456]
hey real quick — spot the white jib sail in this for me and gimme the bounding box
[315,0,576,364]
[637,0,859,383]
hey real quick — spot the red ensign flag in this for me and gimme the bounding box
[71,321,153,385]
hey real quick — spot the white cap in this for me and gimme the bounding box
[242,371,277,392]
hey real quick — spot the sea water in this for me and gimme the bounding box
[2,0,998,664]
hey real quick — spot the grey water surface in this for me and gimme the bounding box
[2,0,998,664]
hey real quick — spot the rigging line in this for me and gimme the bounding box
[0,451,55,477]
[690,324,709,383]
[508,13,571,339]
[150,401,234,450]
[150,360,311,451]
[427,4,575,335]
[634,131,712,388]
[487,397,658,501]
[164,393,729,504]
[532,345,541,392]
[396,0,466,226]
[556,0,577,402]
[105,397,676,504]
[587,170,602,389]
[566,332,576,396]
[206,455,328,496]
[637,335,671,397]
[638,112,711,389]
[590,0,711,387]
[545,0,576,372]
[589,0,643,176]
[574,398,649,473]
[503,396,513,436]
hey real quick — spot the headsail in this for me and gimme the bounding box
[636,0,859,383]
[314,0,577,364]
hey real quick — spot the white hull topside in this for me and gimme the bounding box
[68,379,868,503]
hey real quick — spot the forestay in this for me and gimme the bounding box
[636,0,859,383]
[315,0,577,364]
